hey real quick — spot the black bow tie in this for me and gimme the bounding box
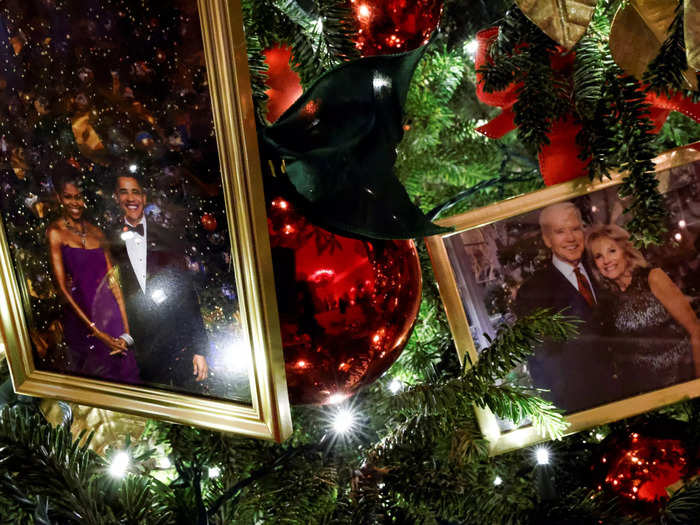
[122,223,144,236]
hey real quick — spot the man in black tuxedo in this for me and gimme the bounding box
[110,173,209,389]
[515,202,617,412]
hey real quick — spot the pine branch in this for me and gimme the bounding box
[643,2,695,96]
[659,478,700,525]
[0,409,108,523]
[466,308,579,385]
[478,8,572,153]
[383,309,576,443]
[481,385,569,440]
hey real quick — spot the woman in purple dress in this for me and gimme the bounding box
[46,170,139,383]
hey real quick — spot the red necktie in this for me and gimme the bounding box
[573,267,595,307]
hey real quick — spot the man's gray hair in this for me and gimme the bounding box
[538,202,583,233]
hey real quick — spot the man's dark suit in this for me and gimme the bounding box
[515,262,618,412]
[110,220,208,388]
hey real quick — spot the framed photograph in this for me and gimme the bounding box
[426,144,700,454]
[0,0,292,440]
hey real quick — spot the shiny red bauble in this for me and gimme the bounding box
[263,44,304,123]
[201,213,217,231]
[351,0,443,56]
[597,432,690,504]
[268,196,422,405]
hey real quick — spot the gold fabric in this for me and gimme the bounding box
[516,0,596,49]
[610,0,698,90]
[40,400,146,455]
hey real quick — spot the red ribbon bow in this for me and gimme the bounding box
[474,27,700,186]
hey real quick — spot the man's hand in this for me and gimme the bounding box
[193,354,209,381]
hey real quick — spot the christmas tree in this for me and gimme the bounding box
[1,0,700,523]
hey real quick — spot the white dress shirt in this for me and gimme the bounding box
[551,255,596,303]
[123,217,147,293]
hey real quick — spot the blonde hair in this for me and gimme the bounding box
[585,224,648,286]
[539,202,583,234]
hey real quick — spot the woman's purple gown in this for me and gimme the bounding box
[60,246,140,383]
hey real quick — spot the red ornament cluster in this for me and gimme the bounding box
[200,213,217,231]
[474,27,700,186]
[263,44,304,123]
[267,196,422,404]
[351,0,443,56]
[597,432,688,503]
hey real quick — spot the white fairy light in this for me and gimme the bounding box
[464,39,478,58]
[332,407,356,435]
[128,163,138,173]
[388,379,403,394]
[493,475,503,486]
[109,451,130,478]
[535,446,550,465]
[679,219,687,228]
[209,466,221,478]
[675,232,682,241]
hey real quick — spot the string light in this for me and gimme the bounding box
[128,163,138,173]
[208,466,221,478]
[678,219,687,228]
[464,39,478,58]
[535,446,550,465]
[388,378,403,394]
[109,451,130,478]
[331,407,356,435]
[493,475,503,486]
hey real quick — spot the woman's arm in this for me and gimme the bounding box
[648,268,700,374]
[47,227,125,354]
[48,226,93,329]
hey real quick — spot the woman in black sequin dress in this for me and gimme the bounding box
[586,224,700,398]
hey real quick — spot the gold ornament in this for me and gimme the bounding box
[610,0,698,90]
[71,112,109,165]
[40,400,146,455]
[516,0,597,49]
[686,0,700,69]
[10,147,29,179]
[29,319,62,358]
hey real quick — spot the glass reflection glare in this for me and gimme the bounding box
[150,288,167,304]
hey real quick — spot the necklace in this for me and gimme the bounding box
[64,218,87,248]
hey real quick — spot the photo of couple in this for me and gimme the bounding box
[47,166,209,390]
[443,158,700,415]
[0,0,253,405]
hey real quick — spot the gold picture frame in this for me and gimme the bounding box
[0,0,292,441]
[425,144,700,454]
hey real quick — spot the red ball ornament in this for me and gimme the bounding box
[201,213,217,232]
[351,0,443,57]
[597,432,691,504]
[263,44,304,123]
[268,196,422,404]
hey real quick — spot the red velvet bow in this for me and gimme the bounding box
[474,27,700,186]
